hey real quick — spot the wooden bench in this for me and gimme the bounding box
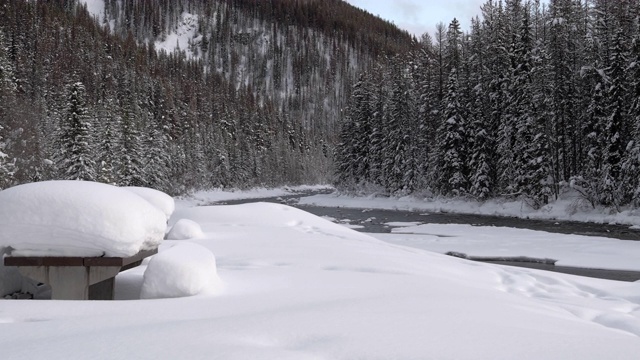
[3,249,157,300]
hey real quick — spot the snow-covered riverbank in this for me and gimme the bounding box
[299,190,640,226]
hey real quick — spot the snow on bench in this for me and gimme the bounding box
[0,181,173,300]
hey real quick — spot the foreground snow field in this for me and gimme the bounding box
[2,191,640,359]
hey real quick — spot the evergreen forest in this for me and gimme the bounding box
[336,0,640,210]
[0,0,411,194]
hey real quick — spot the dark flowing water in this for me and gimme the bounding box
[210,193,640,281]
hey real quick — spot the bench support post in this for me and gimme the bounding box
[5,249,157,300]
[17,266,121,300]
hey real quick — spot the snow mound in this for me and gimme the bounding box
[124,186,175,221]
[165,219,204,240]
[140,243,221,299]
[0,181,167,257]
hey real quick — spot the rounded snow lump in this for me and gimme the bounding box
[140,243,221,299]
[0,181,167,257]
[124,186,175,221]
[165,219,204,240]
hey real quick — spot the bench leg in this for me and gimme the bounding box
[17,266,89,300]
[17,266,120,300]
[89,277,115,300]
[48,266,90,300]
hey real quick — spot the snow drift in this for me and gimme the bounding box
[140,242,221,299]
[125,186,175,221]
[165,219,204,240]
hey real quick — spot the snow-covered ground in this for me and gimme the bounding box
[2,186,640,359]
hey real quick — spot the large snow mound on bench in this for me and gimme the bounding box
[0,181,167,257]
[140,242,221,299]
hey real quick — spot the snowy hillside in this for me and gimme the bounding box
[84,0,412,151]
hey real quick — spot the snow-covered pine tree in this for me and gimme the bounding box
[412,37,439,190]
[497,95,518,192]
[574,73,607,208]
[399,58,420,194]
[335,72,373,189]
[436,68,468,196]
[117,72,146,187]
[621,27,640,206]
[600,28,630,208]
[445,18,462,75]
[509,4,534,196]
[96,99,119,185]
[383,57,417,194]
[0,28,13,98]
[54,81,96,181]
[367,62,390,189]
[467,17,493,200]
[142,80,171,192]
[433,18,469,196]
[526,38,553,207]
[94,69,120,185]
[480,0,510,196]
[0,28,15,189]
[550,0,585,183]
[507,6,551,208]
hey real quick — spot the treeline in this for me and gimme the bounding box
[336,0,640,210]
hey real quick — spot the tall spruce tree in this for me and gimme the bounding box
[413,40,439,190]
[481,0,510,195]
[117,72,146,186]
[143,80,171,191]
[436,68,468,196]
[54,81,96,181]
[366,63,389,189]
[385,58,416,194]
[548,0,580,183]
[335,72,373,188]
[600,28,629,207]
[467,18,494,200]
[621,27,640,206]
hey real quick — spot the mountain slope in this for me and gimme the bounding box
[98,0,413,142]
[0,0,413,192]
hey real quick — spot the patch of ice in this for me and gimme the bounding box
[385,221,423,227]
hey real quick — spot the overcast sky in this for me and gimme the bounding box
[343,0,493,37]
